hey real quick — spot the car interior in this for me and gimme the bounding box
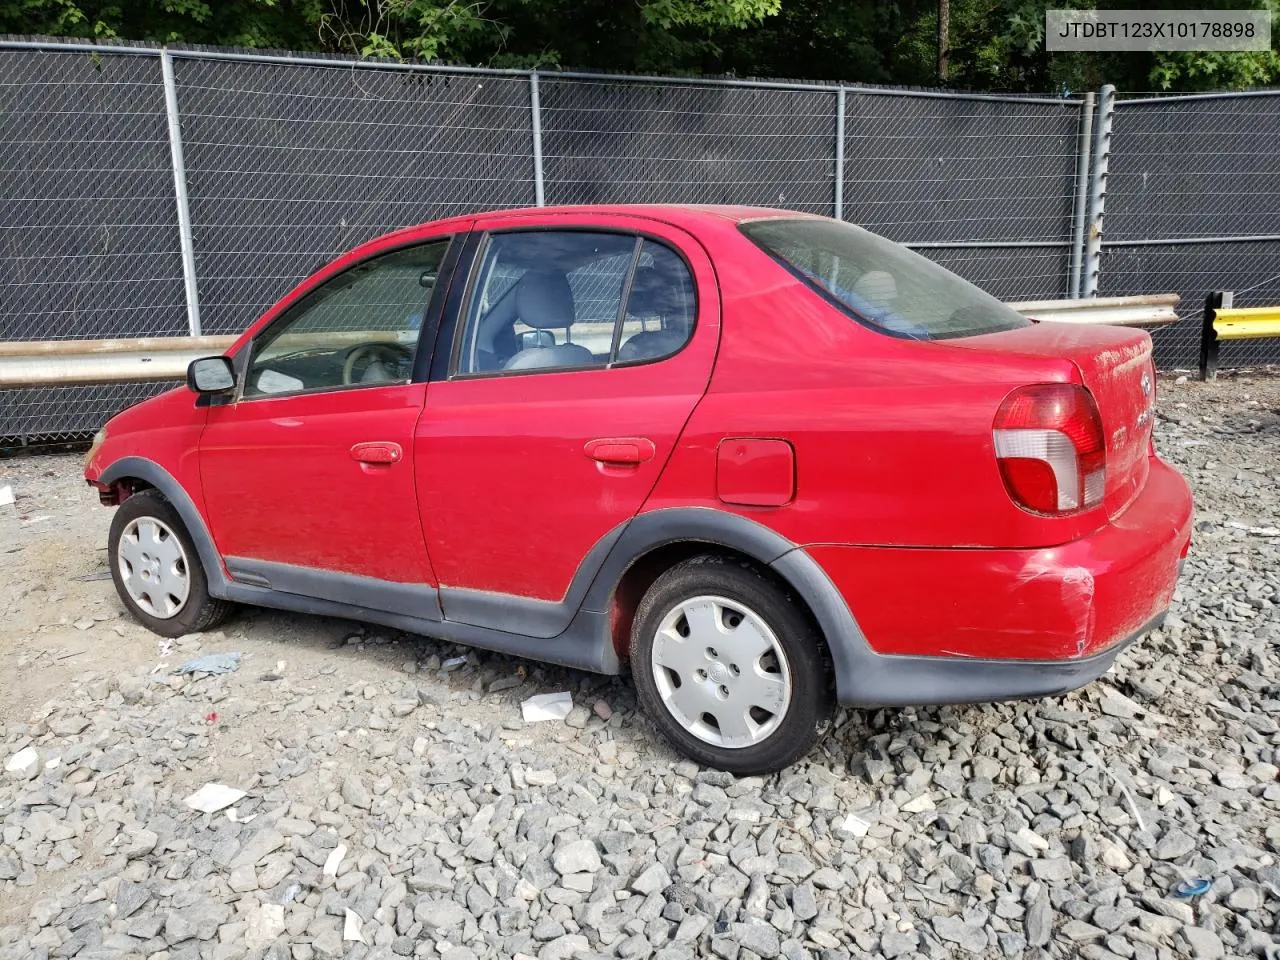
[241,232,698,396]
[243,245,445,397]
[460,232,696,375]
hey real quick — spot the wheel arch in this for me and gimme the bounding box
[97,456,230,596]
[582,508,870,700]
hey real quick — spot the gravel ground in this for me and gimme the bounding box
[1,374,1278,960]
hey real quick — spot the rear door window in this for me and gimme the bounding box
[615,241,697,364]
[741,218,1030,340]
[455,231,696,375]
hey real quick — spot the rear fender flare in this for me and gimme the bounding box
[580,508,869,701]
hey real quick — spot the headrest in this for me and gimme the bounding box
[515,270,575,329]
[627,266,668,317]
[852,270,898,306]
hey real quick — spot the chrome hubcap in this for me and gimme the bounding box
[117,517,190,619]
[650,595,792,748]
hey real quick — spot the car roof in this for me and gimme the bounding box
[471,204,818,230]
[370,204,820,255]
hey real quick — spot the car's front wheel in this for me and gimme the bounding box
[630,556,832,774]
[108,490,232,637]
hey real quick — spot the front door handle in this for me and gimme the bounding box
[351,441,403,465]
[585,437,656,466]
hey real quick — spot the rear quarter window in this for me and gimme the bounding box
[741,218,1031,341]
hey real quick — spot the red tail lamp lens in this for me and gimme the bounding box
[993,384,1106,515]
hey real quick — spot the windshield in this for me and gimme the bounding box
[741,218,1031,340]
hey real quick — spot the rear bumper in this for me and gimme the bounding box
[810,457,1192,662]
[801,457,1191,706]
[831,611,1166,708]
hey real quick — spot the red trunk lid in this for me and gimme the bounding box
[952,321,1157,517]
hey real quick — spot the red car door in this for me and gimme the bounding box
[416,214,719,626]
[199,230,463,589]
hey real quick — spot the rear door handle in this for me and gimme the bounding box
[585,437,656,466]
[351,441,403,465]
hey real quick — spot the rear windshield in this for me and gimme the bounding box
[741,218,1031,341]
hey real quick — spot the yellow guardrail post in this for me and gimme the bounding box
[1202,292,1280,379]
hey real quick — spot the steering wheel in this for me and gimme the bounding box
[341,342,413,385]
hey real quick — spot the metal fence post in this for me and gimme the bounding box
[1067,92,1095,298]
[160,48,202,338]
[529,71,545,206]
[1082,84,1114,299]
[834,87,845,220]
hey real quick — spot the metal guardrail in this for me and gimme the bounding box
[0,295,1183,389]
[1008,293,1180,328]
[0,333,414,387]
[1199,291,1280,380]
[1211,306,1280,340]
[0,336,235,389]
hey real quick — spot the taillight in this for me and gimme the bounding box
[993,384,1106,515]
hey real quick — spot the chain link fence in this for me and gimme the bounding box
[1,38,1277,443]
[540,76,837,214]
[175,56,536,337]
[1104,90,1280,370]
[0,48,186,344]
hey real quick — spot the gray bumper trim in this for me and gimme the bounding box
[831,613,1165,708]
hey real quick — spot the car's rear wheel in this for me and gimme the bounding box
[108,490,232,637]
[630,556,832,774]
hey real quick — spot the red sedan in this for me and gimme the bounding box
[84,205,1192,773]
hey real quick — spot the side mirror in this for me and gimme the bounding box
[187,356,236,394]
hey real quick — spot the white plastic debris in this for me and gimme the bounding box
[184,783,247,814]
[157,639,173,658]
[838,812,872,838]
[442,655,468,671]
[226,807,257,824]
[5,746,39,778]
[258,659,286,681]
[0,485,14,507]
[1104,768,1147,832]
[323,842,348,878]
[901,794,935,814]
[521,691,573,723]
[343,909,366,943]
[1227,521,1280,537]
[245,904,286,951]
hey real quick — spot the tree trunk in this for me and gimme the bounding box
[937,0,950,81]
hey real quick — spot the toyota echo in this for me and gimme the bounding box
[84,205,1193,773]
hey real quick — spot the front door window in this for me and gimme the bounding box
[245,241,449,397]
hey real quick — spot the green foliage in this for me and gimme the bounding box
[0,0,326,48]
[641,0,781,31]
[3,0,1277,92]
[1148,0,1280,89]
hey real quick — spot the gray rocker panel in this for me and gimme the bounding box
[225,556,443,622]
[220,579,619,674]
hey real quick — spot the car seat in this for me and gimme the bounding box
[616,266,691,362]
[503,270,595,371]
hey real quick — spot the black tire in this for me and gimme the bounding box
[630,555,833,775]
[108,490,233,638]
